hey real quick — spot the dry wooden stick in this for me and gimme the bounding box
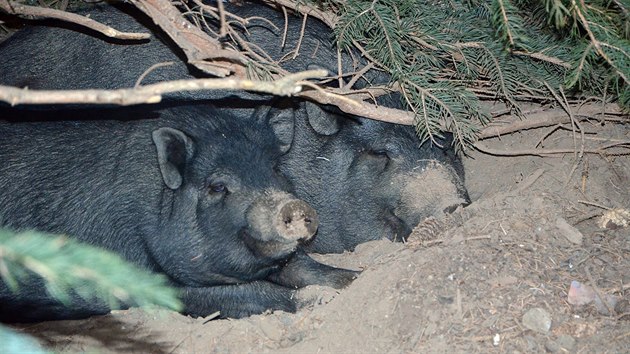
[134,62,176,87]
[477,104,626,140]
[298,89,416,125]
[474,141,630,157]
[344,63,374,90]
[291,12,309,60]
[216,0,227,37]
[0,0,150,40]
[0,69,328,106]
[281,5,289,48]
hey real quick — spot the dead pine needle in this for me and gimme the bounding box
[292,12,308,60]
[135,62,176,88]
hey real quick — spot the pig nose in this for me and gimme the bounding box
[278,200,319,241]
[245,191,319,244]
[243,193,319,260]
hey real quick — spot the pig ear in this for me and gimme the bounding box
[268,108,295,154]
[304,64,341,136]
[254,102,296,154]
[305,101,341,136]
[152,127,194,190]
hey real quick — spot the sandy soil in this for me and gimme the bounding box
[7,104,630,353]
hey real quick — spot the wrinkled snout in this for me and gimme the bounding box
[243,190,319,259]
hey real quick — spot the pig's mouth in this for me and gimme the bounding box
[384,211,412,242]
[239,229,300,261]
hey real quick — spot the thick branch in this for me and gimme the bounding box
[128,0,246,77]
[0,70,328,106]
[478,103,626,139]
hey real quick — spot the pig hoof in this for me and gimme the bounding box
[324,268,360,289]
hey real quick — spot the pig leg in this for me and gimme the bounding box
[0,284,111,322]
[180,281,297,318]
[267,249,359,289]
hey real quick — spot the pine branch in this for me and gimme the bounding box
[0,229,182,311]
[571,0,628,82]
[493,0,516,47]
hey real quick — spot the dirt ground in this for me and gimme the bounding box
[8,104,630,353]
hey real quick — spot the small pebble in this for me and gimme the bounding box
[615,299,629,315]
[545,339,560,353]
[524,335,539,351]
[555,218,583,245]
[556,335,576,351]
[493,333,500,346]
[522,307,552,334]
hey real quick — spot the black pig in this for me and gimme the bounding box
[224,2,470,252]
[0,1,469,254]
[0,105,357,322]
[276,108,469,253]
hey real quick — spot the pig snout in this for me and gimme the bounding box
[243,191,319,259]
[276,199,318,241]
[390,164,470,238]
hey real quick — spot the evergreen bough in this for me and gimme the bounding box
[327,0,628,150]
[0,228,182,351]
[0,228,182,312]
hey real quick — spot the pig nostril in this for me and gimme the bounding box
[443,205,457,214]
[443,203,468,214]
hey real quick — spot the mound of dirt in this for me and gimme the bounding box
[8,108,630,353]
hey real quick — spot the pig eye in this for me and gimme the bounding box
[369,149,390,159]
[209,182,227,194]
